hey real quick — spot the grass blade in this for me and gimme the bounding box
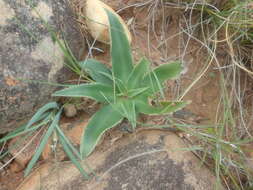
[0,112,52,143]
[0,119,50,144]
[55,125,81,159]
[24,109,62,177]
[25,102,58,130]
[57,128,89,179]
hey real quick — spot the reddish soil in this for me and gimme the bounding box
[0,0,241,189]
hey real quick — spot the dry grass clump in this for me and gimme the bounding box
[171,1,253,189]
[126,0,253,189]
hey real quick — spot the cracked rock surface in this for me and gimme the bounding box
[17,130,222,190]
[0,0,84,133]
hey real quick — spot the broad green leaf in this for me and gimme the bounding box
[24,109,62,177]
[78,59,112,85]
[25,102,58,130]
[57,127,89,179]
[143,62,182,94]
[81,105,124,158]
[136,101,189,115]
[52,83,115,103]
[114,77,128,94]
[119,100,136,129]
[127,57,150,89]
[106,9,133,84]
[151,62,182,81]
[99,71,114,81]
[127,87,150,98]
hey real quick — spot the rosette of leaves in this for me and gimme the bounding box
[53,10,189,158]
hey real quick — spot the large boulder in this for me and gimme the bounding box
[17,130,222,190]
[0,0,84,133]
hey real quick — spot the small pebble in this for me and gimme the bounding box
[64,104,77,117]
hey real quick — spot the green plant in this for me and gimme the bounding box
[53,10,189,158]
[0,102,89,178]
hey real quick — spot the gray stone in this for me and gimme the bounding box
[17,130,223,190]
[0,0,85,133]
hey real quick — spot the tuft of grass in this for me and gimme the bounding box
[135,0,253,189]
[173,0,253,189]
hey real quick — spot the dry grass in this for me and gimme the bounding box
[112,0,253,189]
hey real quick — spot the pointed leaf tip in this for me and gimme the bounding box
[105,9,133,84]
[81,105,123,158]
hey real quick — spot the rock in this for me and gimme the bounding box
[17,130,222,190]
[85,0,132,44]
[0,0,85,134]
[64,104,77,118]
[16,162,52,190]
